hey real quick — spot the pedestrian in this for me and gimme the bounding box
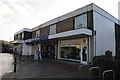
[35,49,42,61]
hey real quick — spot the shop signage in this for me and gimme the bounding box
[24,35,48,43]
[24,39,32,43]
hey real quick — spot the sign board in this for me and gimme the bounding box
[24,35,48,43]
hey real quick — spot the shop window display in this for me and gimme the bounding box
[60,45,81,60]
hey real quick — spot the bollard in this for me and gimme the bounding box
[13,57,17,73]
[89,67,101,78]
[79,65,87,70]
[102,70,115,80]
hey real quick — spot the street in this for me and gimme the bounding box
[2,54,90,79]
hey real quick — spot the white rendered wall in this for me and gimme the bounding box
[29,46,33,55]
[119,1,120,20]
[93,11,115,56]
[118,2,120,24]
[22,44,31,55]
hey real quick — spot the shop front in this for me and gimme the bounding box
[41,40,57,59]
[58,38,88,64]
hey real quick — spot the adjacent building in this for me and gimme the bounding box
[0,40,13,53]
[12,28,32,55]
[12,3,120,64]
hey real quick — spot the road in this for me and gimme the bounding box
[0,53,14,78]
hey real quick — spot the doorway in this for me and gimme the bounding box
[41,41,55,59]
[80,44,87,64]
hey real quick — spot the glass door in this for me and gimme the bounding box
[80,39,88,64]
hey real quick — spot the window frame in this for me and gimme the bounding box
[18,34,20,39]
[22,32,24,39]
[36,30,40,37]
[75,13,87,29]
[49,24,56,35]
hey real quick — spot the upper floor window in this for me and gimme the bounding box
[36,30,40,37]
[75,13,87,29]
[49,24,56,35]
[22,32,24,39]
[18,34,20,39]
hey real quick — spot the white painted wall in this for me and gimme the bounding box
[118,1,120,20]
[93,11,115,56]
[29,46,33,55]
[22,43,31,55]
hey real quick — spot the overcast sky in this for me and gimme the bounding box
[0,0,119,41]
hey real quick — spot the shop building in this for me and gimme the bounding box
[13,3,120,64]
[12,28,32,55]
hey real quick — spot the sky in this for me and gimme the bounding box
[0,0,119,42]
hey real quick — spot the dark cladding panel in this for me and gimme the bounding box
[87,11,93,30]
[32,31,36,38]
[20,33,22,40]
[14,35,18,40]
[56,18,74,33]
[24,31,32,40]
[40,27,49,36]
[115,23,120,59]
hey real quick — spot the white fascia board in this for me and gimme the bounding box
[32,18,59,31]
[41,18,59,28]
[32,4,93,31]
[49,28,92,39]
[58,4,93,22]
[32,25,41,31]
[14,28,31,35]
[92,4,119,24]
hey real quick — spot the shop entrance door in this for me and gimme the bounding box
[41,41,55,59]
[80,42,88,64]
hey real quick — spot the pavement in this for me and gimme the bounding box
[1,54,97,80]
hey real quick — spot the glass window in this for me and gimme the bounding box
[18,34,20,39]
[49,24,56,35]
[22,32,24,39]
[36,30,40,37]
[75,13,87,29]
[60,45,81,60]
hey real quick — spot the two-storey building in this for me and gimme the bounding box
[13,3,120,64]
[12,28,32,55]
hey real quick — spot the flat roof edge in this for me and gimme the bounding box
[32,3,93,31]
[26,3,120,32]
[92,3,119,24]
[14,28,31,35]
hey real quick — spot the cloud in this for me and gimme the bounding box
[9,0,33,21]
[0,0,33,41]
[0,0,33,23]
[0,1,13,24]
[0,0,119,41]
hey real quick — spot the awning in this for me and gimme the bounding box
[49,28,92,39]
[18,28,92,43]
[11,40,24,44]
